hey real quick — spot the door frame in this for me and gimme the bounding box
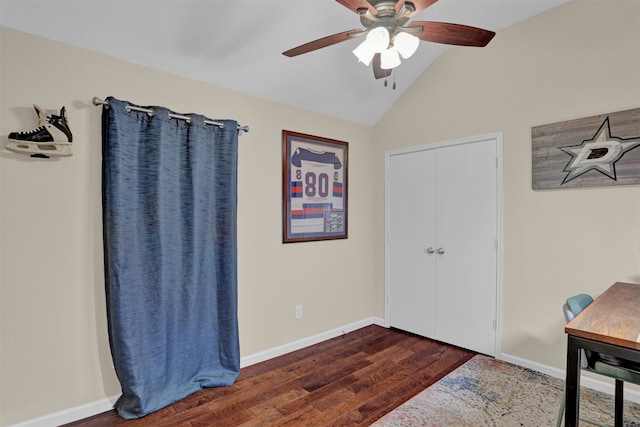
[384,131,504,357]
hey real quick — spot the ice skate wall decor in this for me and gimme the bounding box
[6,104,73,158]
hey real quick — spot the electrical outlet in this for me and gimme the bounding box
[295,305,303,319]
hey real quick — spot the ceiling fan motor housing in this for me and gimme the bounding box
[358,1,418,39]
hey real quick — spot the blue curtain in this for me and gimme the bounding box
[101,97,240,419]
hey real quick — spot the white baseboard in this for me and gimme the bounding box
[7,395,120,427]
[7,317,385,427]
[240,316,385,368]
[500,352,640,404]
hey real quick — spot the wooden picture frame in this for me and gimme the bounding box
[282,130,348,243]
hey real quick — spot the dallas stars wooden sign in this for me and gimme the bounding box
[532,108,640,190]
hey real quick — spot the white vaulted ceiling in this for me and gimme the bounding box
[0,0,568,126]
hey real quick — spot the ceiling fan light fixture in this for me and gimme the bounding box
[380,47,401,70]
[394,32,420,59]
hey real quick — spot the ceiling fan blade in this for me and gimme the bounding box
[336,0,376,14]
[399,0,438,16]
[283,29,361,57]
[409,21,496,47]
[372,53,392,79]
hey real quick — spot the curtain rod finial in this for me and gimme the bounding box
[93,97,108,107]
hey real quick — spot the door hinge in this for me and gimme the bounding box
[494,239,498,250]
[493,319,497,331]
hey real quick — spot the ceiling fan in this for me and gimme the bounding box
[283,0,495,82]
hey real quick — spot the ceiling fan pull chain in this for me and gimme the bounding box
[382,75,396,90]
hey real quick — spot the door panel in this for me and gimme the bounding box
[435,140,498,355]
[387,150,437,338]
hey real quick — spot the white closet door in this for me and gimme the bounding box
[435,139,498,355]
[387,150,437,338]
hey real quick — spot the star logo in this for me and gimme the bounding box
[560,117,640,185]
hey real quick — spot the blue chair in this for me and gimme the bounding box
[557,294,640,427]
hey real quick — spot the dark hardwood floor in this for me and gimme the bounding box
[64,325,476,426]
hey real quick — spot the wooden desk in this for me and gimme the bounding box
[565,282,640,427]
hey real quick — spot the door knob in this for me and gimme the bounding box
[437,247,445,255]
[425,247,434,255]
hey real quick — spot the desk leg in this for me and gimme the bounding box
[614,379,623,427]
[565,335,581,427]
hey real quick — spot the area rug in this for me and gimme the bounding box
[372,354,640,426]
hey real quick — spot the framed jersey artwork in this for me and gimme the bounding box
[282,130,348,243]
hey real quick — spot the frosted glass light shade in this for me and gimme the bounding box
[352,27,390,66]
[380,47,401,69]
[366,27,390,53]
[394,32,420,59]
[352,41,376,66]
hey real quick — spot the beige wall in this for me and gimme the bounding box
[0,29,375,425]
[373,0,640,368]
